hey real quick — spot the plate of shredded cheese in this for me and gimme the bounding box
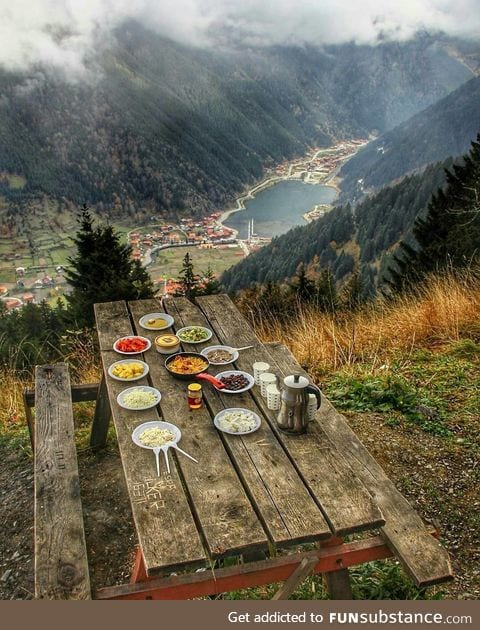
[131,420,181,449]
[117,386,161,410]
[214,408,261,435]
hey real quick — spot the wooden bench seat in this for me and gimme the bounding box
[34,363,91,599]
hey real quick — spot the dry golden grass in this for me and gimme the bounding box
[255,271,480,375]
[0,333,101,446]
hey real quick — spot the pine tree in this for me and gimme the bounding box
[315,268,337,312]
[388,135,480,291]
[341,268,364,311]
[65,205,154,327]
[177,252,200,300]
[200,264,222,295]
[290,262,315,305]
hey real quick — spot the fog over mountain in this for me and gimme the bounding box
[1,0,480,76]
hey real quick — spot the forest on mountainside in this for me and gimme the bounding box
[222,158,453,295]
[338,76,480,202]
[0,25,475,228]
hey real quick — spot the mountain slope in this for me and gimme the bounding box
[0,24,475,226]
[222,159,453,294]
[338,76,480,202]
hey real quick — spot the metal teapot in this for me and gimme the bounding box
[276,374,321,434]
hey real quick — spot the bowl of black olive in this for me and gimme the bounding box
[215,370,254,394]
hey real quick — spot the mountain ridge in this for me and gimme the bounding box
[0,24,475,229]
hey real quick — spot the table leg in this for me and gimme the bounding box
[90,375,111,450]
[131,547,148,583]
[319,536,353,600]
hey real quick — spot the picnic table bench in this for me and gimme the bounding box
[30,294,453,599]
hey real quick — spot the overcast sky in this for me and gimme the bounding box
[1,0,479,75]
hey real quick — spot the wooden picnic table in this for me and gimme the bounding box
[91,294,452,600]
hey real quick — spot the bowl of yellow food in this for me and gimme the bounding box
[108,359,149,382]
[139,312,174,331]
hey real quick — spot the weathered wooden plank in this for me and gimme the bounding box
[266,341,453,587]
[128,298,268,558]
[271,556,318,600]
[34,363,91,599]
[165,296,332,547]
[94,301,206,575]
[24,383,100,407]
[196,294,384,537]
[90,375,111,450]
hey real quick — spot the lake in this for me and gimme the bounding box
[224,180,337,238]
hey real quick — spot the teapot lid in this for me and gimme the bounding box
[284,374,310,388]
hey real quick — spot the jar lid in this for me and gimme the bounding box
[155,334,179,347]
[188,383,202,392]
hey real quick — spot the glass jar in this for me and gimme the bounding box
[187,383,203,409]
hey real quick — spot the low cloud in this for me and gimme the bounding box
[0,0,479,76]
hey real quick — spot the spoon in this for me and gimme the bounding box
[232,345,254,352]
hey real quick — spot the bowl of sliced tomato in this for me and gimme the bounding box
[113,336,151,355]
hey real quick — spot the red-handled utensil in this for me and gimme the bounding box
[196,373,226,389]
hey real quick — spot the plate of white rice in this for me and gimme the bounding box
[117,386,161,410]
[213,408,261,435]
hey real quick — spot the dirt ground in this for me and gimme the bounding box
[1,412,478,600]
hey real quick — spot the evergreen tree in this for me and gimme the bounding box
[341,269,364,311]
[315,268,337,312]
[65,205,154,327]
[290,262,315,305]
[177,252,200,300]
[200,264,222,296]
[388,135,480,291]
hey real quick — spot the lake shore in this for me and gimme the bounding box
[218,138,368,229]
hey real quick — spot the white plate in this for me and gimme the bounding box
[200,345,239,365]
[176,326,213,344]
[117,386,161,410]
[139,312,174,331]
[132,420,181,449]
[214,408,261,435]
[108,359,149,382]
[113,336,152,355]
[215,370,255,394]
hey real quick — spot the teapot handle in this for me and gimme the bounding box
[305,384,322,410]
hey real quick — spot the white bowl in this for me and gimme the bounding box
[200,345,239,365]
[139,312,174,331]
[215,370,255,394]
[131,420,181,449]
[214,408,261,435]
[113,336,151,355]
[117,386,161,410]
[176,326,213,344]
[108,359,149,382]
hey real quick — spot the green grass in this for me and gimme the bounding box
[7,175,26,189]
[149,245,244,281]
[212,558,443,600]
[323,345,480,440]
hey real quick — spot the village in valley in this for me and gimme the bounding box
[0,138,368,309]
